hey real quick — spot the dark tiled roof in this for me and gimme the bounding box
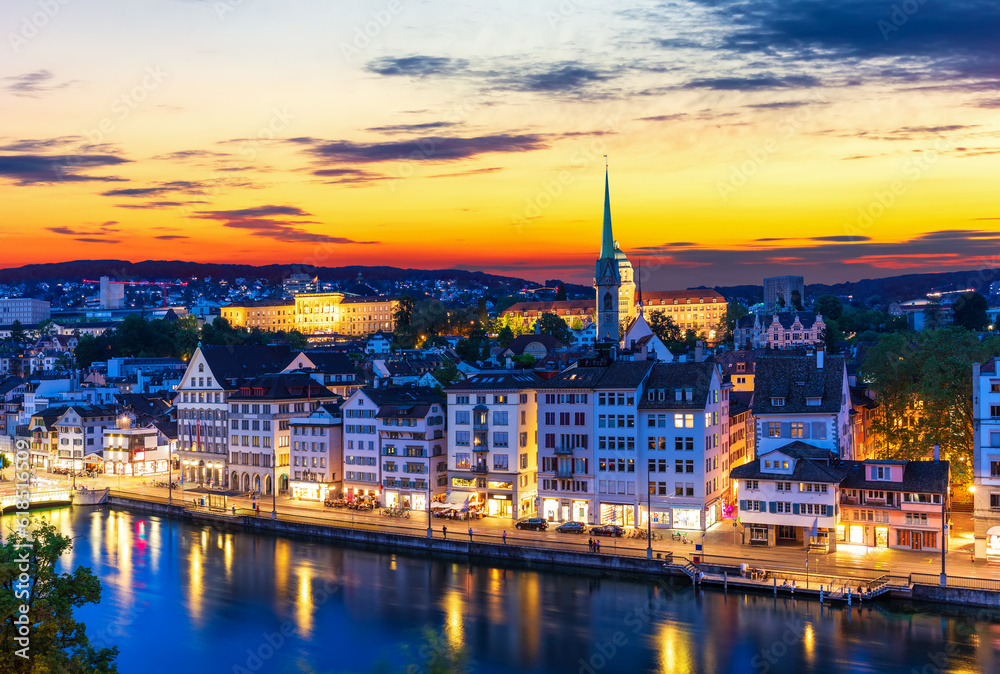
[981,358,998,375]
[502,300,594,316]
[361,386,444,406]
[446,372,540,391]
[638,362,716,410]
[642,289,726,305]
[752,354,845,415]
[536,360,655,391]
[710,349,764,376]
[731,442,846,483]
[729,390,753,416]
[151,419,178,439]
[764,311,821,330]
[503,334,565,355]
[297,351,355,375]
[841,460,949,493]
[200,344,294,382]
[341,295,399,304]
[228,372,337,401]
[378,403,432,418]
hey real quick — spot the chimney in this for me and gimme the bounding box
[816,345,824,369]
[695,341,704,363]
[933,443,940,461]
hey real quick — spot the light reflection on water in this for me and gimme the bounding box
[4,507,997,674]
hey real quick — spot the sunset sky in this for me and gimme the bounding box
[2,0,999,287]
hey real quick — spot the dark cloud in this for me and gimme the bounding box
[194,205,379,245]
[311,167,396,186]
[366,121,460,135]
[114,201,194,209]
[367,56,467,77]
[2,70,74,97]
[47,223,121,238]
[294,134,550,164]
[682,74,822,90]
[811,235,871,242]
[509,65,611,93]
[0,153,129,185]
[696,0,1000,87]
[744,101,819,109]
[151,149,231,161]
[154,235,190,240]
[100,181,205,197]
[0,137,82,152]
[427,167,503,179]
[74,237,121,244]
[637,114,688,122]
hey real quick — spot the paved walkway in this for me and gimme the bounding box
[22,472,998,582]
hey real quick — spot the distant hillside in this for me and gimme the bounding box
[0,260,538,289]
[712,268,998,306]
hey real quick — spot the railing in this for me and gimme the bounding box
[555,470,574,479]
[471,465,489,474]
[911,573,1000,591]
[554,446,574,455]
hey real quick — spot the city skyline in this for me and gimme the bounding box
[3,1,1000,287]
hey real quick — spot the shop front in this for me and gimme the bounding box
[573,500,589,523]
[543,498,560,521]
[705,502,718,528]
[639,508,670,528]
[600,503,634,526]
[486,493,513,518]
[987,526,1000,562]
[542,498,589,522]
[672,507,702,530]
[290,481,331,501]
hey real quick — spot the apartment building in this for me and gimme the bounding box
[289,402,343,502]
[641,290,727,341]
[222,293,399,336]
[731,447,950,552]
[638,362,728,531]
[176,344,293,488]
[444,372,540,520]
[535,359,654,524]
[752,349,852,459]
[341,386,445,511]
[973,358,1000,560]
[0,298,50,325]
[226,372,334,495]
[52,404,117,472]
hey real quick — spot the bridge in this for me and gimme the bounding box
[0,489,75,512]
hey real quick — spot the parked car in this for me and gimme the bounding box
[590,524,625,537]
[515,517,549,531]
[555,521,586,534]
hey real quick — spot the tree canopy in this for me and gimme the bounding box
[813,294,843,321]
[952,292,989,331]
[0,519,119,673]
[861,327,1000,483]
[535,312,571,343]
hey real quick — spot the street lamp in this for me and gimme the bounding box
[937,443,947,587]
[168,449,173,505]
[271,456,277,520]
[646,468,653,560]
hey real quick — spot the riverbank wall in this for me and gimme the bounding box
[101,493,1000,609]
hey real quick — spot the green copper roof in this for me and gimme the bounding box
[599,170,615,259]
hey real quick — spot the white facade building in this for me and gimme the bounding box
[973,358,1000,560]
[289,402,343,502]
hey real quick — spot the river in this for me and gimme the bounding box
[13,506,1000,674]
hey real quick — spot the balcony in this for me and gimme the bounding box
[471,464,489,474]
[555,469,574,479]
[554,446,574,455]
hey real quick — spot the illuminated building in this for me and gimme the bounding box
[445,373,540,520]
[289,402,344,502]
[221,293,399,337]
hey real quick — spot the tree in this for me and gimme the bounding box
[9,320,26,347]
[555,284,567,301]
[952,292,989,331]
[393,295,416,328]
[922,297,943,330]
[497,325,514,348]
[54,353,74,372]
[511,354,536,367]
[862,328,1000,482]
[431,359,460,386]
[814,294,843,321]
[35,319,56,338]
[284,331,308,350]
[0,519,119,673]
[820,317,844,353]
[790,289,803,311]
[722,302,748,346]
[647,310,682,345]
[0,454,9,479]
[536,313,571,343]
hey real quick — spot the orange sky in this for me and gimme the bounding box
[2,1,999,286]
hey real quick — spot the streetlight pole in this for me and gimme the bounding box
[168,449,172,506]
[939,443,947,587]
[271,456,277,520]
[646,473,652,560]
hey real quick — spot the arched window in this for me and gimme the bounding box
[198,363,204,372]
[603,291,614,312]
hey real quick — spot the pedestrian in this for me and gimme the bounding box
[502,531,507,545]
[595,539,600,554]
[468,527,473,542]
[232,505,236,516]
[442,525,447,539]
[588,537,593,552]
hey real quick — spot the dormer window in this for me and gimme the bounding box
[870,465,890,481]
[772,397,785,406]
[805,397,822,406]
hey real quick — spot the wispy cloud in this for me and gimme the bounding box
[2,70,74,97]
[0,153,129,185]
[194,205,379,245]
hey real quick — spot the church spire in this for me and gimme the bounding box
[635,255,643,316]
[599,168,615,259]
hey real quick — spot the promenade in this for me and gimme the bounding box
[16,470,998,584]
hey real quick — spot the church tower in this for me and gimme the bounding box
[595,170,621,343]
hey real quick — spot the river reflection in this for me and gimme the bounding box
[8,507,998,674]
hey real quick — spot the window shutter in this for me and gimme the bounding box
[782,422,791,438]
[769,501,777,514]
[739,499,747,512]
[812,421,826,439]
[823,504,830,517]
[870,466,877,480]
[802,423,811,439]
[792,503,800,515]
